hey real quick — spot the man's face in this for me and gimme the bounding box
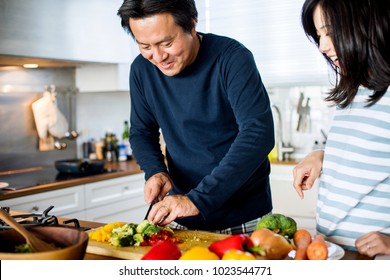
[130,13,198,76]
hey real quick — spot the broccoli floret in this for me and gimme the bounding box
[136,220,153,234]
[126,223,138,234]
[161,226,174,234]
[279,216,297,239]
[255,213,297,239]
[133,233,144,246]
[110,231,134,247]
[143,224,160,237]
[256,214,282,232]
[109,223,137,247]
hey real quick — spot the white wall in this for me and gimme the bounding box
[76,91,130,156]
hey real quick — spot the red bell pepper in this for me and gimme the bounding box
[141,240,182,260]
[208,234,255,258]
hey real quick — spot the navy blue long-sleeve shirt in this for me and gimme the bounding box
[129,33,274,230]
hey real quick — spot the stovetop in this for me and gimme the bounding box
[0,206,90,231]
[0,166,121,191]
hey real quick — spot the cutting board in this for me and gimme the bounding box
[86,229,229,260]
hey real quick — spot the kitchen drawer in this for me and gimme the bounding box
[84,174,145,208]
[85,195,148,224]
[0,185,85,216]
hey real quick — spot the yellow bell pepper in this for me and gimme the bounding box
[89,222,126,242]
[179,246,220,260]
[221,249,256,260]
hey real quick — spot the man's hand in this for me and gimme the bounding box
[147,194,200,225]
[144,172,172,204]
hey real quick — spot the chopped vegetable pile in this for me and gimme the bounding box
[89,220,181,247]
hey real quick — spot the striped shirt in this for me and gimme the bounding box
[317,88,390,251]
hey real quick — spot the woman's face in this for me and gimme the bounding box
[313,5,340,68]
[130,13,199,77]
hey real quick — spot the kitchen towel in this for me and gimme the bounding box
[32,89,69,139]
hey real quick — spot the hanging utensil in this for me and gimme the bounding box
[296,92,304,131]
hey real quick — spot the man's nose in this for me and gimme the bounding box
[152,47,166,62]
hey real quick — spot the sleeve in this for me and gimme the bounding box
[129,62,168,180]
[186,46,275,218]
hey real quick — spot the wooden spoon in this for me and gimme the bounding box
[0,209,56,252]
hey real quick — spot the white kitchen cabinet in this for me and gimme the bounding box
[0,186,86,219]
[270,164,319,234]
[0,173,148,224]
[84,173,148,223]
[0,0,134,64]
[75,64,131,92]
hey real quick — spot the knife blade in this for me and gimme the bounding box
[144,198,158,220]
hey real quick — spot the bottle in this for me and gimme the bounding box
[104,132,117,162]
[95,139,104,160]
[88,138,97,160]
[118,143,127,161]
[122,120,132,160]
[122,120,130,140]
[268,145,278,162]
[82,140,92,159]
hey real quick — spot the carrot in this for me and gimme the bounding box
[306,235,328,260]
[292,229,312,260]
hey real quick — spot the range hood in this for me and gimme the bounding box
[0,55,97,69]
[0,0,134,66]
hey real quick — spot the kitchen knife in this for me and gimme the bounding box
[144,198,158,220]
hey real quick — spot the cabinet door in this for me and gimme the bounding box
[85,196,148,224]
[84,173,148,223]
[85,174,145,208]
[0,186,85,217]
[270,164,319,233]
[0,0,134,63]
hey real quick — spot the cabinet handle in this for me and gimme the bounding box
[124,186,129,191]
[31,206,39,212]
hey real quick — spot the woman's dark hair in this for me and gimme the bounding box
[117,0,198,37]
[302,0,390,107]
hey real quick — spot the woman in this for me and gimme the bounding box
[293,0,390,257]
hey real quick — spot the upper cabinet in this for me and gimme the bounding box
[76,64,130,92]
[0,0,135,64]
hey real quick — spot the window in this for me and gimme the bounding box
[195,0,331,87]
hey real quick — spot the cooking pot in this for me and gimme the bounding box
[55,159,105,174]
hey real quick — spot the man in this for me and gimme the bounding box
[117,0,274,234]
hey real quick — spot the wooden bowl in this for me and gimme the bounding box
[0,225,89,260]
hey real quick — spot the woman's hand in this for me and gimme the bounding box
[355,232,390,257]
[292,150,324,199]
